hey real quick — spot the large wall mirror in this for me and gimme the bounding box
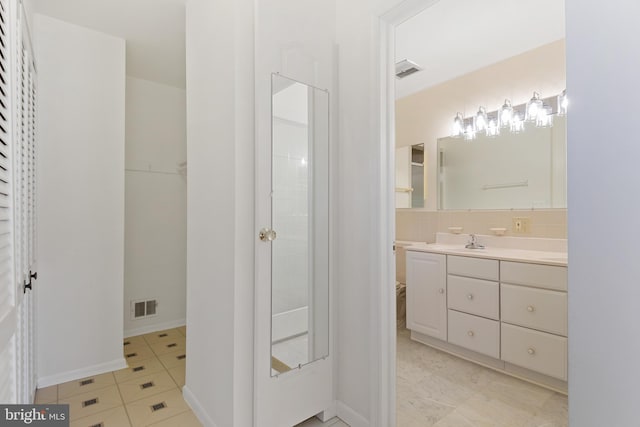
[396,115,566,210]
[438,115,566,210]
[270,74,329,376]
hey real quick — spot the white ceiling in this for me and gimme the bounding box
[395,0,565,99]
[29,0,186,89]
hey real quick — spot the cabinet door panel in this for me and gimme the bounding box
[406,251,447,340]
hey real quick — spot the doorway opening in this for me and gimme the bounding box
[385,1,569,425]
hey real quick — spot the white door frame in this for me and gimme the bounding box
[375,1,443,426]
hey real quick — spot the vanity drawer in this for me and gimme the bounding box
[448,310,500,358]
[501,261,567,291]
[448,256,499,281]
[448,275,499,320]
[501,323,567,380]
[501,284,567,336]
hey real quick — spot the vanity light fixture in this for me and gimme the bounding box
[536,104,553,128]
[558,89,568,116]
[525,92,543,122]
[499,99,513,129]
[464,124,476,140]
[452,112,465,137]
[450,90,566,140]
[511,111,524,133]
[474,106,488,133]
[487,119,499,137]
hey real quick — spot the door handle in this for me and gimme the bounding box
[259,228,277,242]
[23,271,37,293]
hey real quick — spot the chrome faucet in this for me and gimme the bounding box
[465,234,485,249]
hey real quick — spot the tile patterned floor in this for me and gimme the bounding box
[34,326,565,426]
[34,327,197,427]
[396,327,568,426]
[34,326,346,427]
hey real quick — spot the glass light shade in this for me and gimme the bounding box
[464,124,475,140]
[452,112,465,137]
[487,119,499,137]
[535,104,553,128]
[511,112,524,133]
[474,106,488,132]
[558,90,568,116]
[499,99,513,129]
[525,92,543,122]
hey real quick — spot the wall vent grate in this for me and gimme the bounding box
[131,299,158,320]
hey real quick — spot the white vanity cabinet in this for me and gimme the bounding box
[446,256,500,358]
[405,251,447,341]
[500,261,568,381]
[406,247,568,392]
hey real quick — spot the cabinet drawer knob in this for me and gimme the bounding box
[438,288,445,294]
[467,293,474,300]
[528,347,536,355]
[467,330,474,337]
[527,305,535,312]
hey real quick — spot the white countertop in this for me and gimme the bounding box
[397,234,567,267]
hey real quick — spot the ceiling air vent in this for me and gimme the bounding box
[395,59,422,79]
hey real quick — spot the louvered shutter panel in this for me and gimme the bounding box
[0,0,12,317]
[0,0,17,404]
[15,4,36,402]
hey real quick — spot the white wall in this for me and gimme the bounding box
[566,1,640,425]
[35,14,126,386]
[124,77,186,337]
[184,1,255,426]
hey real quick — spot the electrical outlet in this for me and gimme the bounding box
[512,217,531,234]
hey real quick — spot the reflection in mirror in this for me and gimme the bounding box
[438,115,566,210]
[270,74,329,376]
[396,144,425,208]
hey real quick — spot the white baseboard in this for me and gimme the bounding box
[124,318,186,338]
[37,358,127,388]
[183,385,217,427]
[272,307,307,342]
[336,401,369,427]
